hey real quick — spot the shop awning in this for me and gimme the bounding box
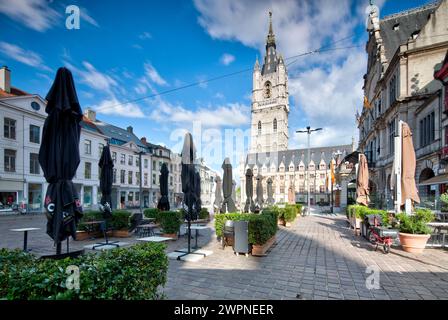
[419,174,448,186]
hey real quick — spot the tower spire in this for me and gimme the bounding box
[266,11,276,47]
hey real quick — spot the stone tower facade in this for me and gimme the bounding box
[250,12,289,154]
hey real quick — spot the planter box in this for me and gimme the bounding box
[74,230,101,241]
[285,221,292,227]
[399,232,430,254]
[278,219,285,226]
[112,230,131,238]
[251,235,276,256]
[360,221,367,238]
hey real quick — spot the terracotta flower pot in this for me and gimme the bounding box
[251,236,276,256]
[399,232,430,254]
[112,230,131,238]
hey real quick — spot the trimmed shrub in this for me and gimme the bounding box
[347,205,389,225]
[0,243,168,300]
[143,208,160,221]
[77,210,103,231]
[158,211,182,234]
[110,210,132,230]
[214,211,278,245]
[396,208,434,234]
[199,208,210,220]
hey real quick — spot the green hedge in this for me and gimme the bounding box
[199,208,210,220]
[347,205,389,225]
[158,211,182,234]
[144,208,160,221]
[77,210,103,231]
[0,243,168,300]
[214,211,278,245]
[110,210,132,230]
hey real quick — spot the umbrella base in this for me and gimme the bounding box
[174,249,207,260]
[40,249,84,260]
[92,240,120,250]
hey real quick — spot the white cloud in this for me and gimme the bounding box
[65,61,118,94]
[138,31,152,40]
[194,0,371,148]
[88,97,145,118]
[132,44,143,50]
[220,53,235,66]
[0,41,52,71]
[80,7,99,27]
[149,99,250,128]
[0,0,61,32]
[144,61,168,86]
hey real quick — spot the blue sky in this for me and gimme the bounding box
[0,0,434,175]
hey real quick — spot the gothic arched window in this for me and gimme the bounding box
[273,118,277,132]
[258,121,262,135]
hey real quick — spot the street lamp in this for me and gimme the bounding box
[296,126,322,216]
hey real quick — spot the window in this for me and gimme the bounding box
[273,119,277,132]
[120,170,126,184]
[30,153,40,174]
[128,155,133,166]
[389,75,397,105]
[153,161,156,170]
[420,112,435,147]
[299,174,304,179]
[128,171,133,184]
[299,186,305,193]
[29,125,40,144]
[84,162,91,179]
[388,118,396,155]
[112,152,117,163]
[113,169,117,184]
[320,185,326,193]
[120,154,126,165]
[320,174,325,179]
[170,176,173,186]
[136,171,140,185]
[144,173,148,186]
[152,173,157,185]
[4,118,16,140]
[84,140,91,155]
[4,149,16,172]
[258,121,262,135]
[136,157,140,167]
[144,159,148,169]
[98,143,104,156]
[310,173,315,179]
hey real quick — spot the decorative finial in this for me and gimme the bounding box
[268,11,273,35]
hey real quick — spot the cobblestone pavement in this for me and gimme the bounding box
[1,211,448,300]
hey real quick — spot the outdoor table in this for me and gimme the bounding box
[136,224,157,237]
[189,225,209,249]
[427,222,448,248]
[136,236,172,242]
[10,227,40,251]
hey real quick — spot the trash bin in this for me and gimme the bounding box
[233,220,249,256]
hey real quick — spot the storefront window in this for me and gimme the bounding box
[83,186,92,207]
[28,184,42,211]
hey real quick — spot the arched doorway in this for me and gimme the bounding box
[418,168,435,202]
[347,179,356,205]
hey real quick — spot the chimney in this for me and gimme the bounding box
[84,108,96,121]
[0,66,11,93]
[127,126,133,134]
[141,137,147,144]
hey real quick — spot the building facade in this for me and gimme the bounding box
[358,1,448,209]
[240,13,354,208]
[0,67,107,212]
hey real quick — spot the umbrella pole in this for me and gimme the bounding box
[188,219,191,254]
[56,241,61,255]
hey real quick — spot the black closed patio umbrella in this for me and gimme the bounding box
[266,177,275,205]
[38,67,83,254]
[92,144,119,250]
[244,168,255,213]
[157,163,170,211]
[255,174,264,211]
[221,158,237,213]
[214,176,223,212]
[194,171,202,220]
[175,133,205,260]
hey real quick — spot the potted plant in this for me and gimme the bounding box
[440,193,448,213]
[396,209,434,254]
[110,210,132,237]
[76,210,103,240]
[199,208,210,221]
[158,211,182,239]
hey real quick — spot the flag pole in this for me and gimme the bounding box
[394,121,402,214]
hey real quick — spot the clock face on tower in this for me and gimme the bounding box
[264,81,272,99]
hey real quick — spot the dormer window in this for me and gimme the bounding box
[393,23,399,31]
[411,30,420,40]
